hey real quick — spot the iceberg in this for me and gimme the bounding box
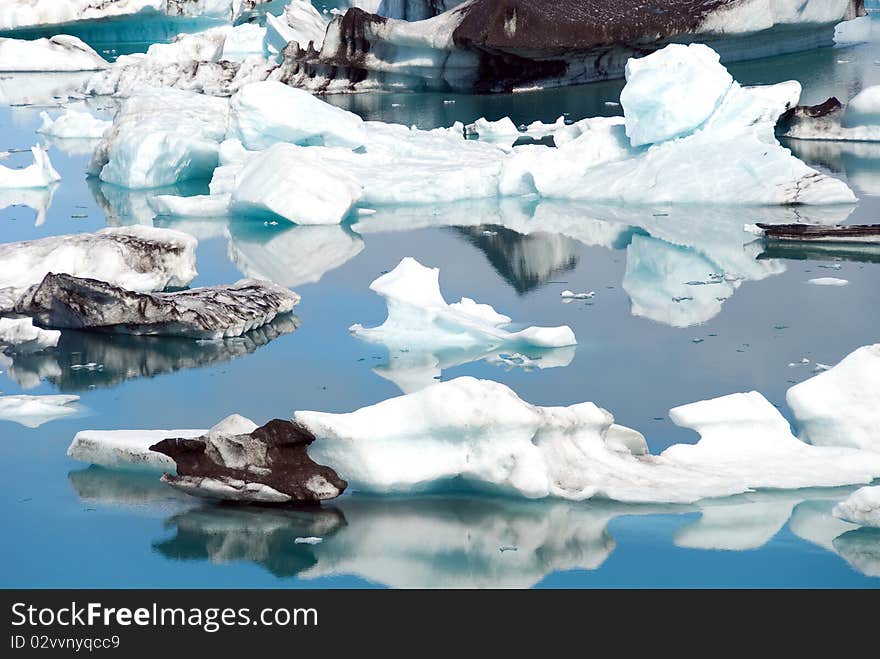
[0,146,60,190]
[0,226,197,313]
[151,418,348,503]
[88,88,229,189]
[281,1,864,94]
[68,413,258,471]
[0,317,59,353]
[15,273,300,339]
[664,391,880,490]
[229,143,364,225]
[350,257,577,352]
[779,89,880,142]
[0,35,107,72]
[786,344,880,452]
[37,109,111,139]
[833,486,880,528]
[0,394,78,428]
[264,0,329,58]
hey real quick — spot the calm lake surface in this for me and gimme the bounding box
[0,15,879,588]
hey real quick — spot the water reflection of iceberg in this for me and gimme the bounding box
[148,489,878,587]
[787,137,880,198]
[0,183,56,226]
[68,466,192,508]
[355,200,854,328]
[4,316,299,392]
[0,72,90,106]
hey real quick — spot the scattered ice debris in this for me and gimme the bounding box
[833,486,880,528]
[560,290,594,300]
[0,226,197,313]
[0,36,108,72]
[151,419,348,504]
[15,274,300,340]
[0,146,60,190]
[350,257,577,352]
[37,109,111,139]
[294,537,324,545]
[787,344,880,452]
[807,277,849,286]
[0,317,59,354]
[68,414,258,471]
[0,394,78,428]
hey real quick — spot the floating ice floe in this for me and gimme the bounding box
[787,344,880,452]
[0,394,78,428]
[0,35,108,72]
[561,290,594,300]
[0,146,60,190]
[280,0,863,93]
[0,226,197,313]
[0,317,59,353]
[295,378,880,501]
[833,486,880,528]
[37,109,111,139]
[807,277,849,286]
[88,88,229,189]
[350,257,577,354]
[15,273,300,339]
[779,87,880,142]
[151,418,348,503]
[68,413,258,471]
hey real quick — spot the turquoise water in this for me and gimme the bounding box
[1,19,879,588]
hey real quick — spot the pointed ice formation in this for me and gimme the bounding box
[15,273,299,340]
[0,394,78,428]
[0,35,108,72]
[0,146,60,190]
[150,418,348,503]
[0,226,197,313]
[786,344,880,452]
[350,257,577,352]
[833,486,880,528]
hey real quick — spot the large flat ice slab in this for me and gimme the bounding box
[0,35,108,72]
[16,274,300,339]
[786,344,880,452]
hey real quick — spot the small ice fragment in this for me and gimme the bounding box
[813,363,831,372]
[807,277,849,286]
[743,223,764,235]
[604,101,620,107]
[294,537,323,545]
[672,296,693,303]
[817,264,842,270]
[561,290,595,300]
[499,546,518,552]
[443,100,455,104]
[692,338,704,344]
[482,230,498,236]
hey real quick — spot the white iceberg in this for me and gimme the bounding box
[0,35,107,72]
[221,22,267,62]
[229,143,364,225]
[664,391,880,490]
[786,344,880,452]
[350,257,577,352]
[807,277,849,286]
[781,87,880,142]
[89,88,229,189]
[0,394,78,428]
[0,317,59,353]
[833,486,880,528]
[37,109,111,139]
[67,413,258,471]
[0,146,60,189]
[0,226,197,312]
[264,0,329,57]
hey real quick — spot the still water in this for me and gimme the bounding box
[0,17,879,588]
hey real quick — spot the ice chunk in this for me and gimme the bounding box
[664,391,880,489]
[0,146,60,189]
[149,193,232,218]
[89,88,229,189]
[230,143,364,225]
[37,109,111,139]
[221,23,267,62]
[560,290,594,300]
[264,0,329,56]
[807,277,848,286]
[0,36,107,72]
[621,44,733,147]
[229,80,367,150]
[833,486,880,528]
[350,257,577,352]
[843,86,880,128]
[779,93,880,142]
[787,344,880,451]
[15,274,300,340]
[0,317,59,353]
[0,226,197,312]
[0,394,78,428]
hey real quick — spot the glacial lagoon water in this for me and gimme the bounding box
[1,21,880,588]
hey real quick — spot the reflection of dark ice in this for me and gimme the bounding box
[833,528,880,577]
[4,315,299,392]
